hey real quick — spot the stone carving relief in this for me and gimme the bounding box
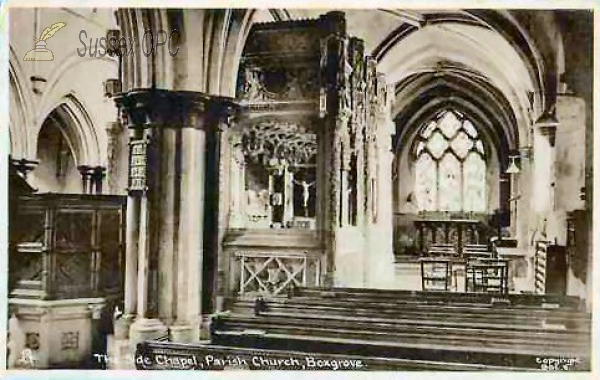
[236,251,321,296]
[25,332,40,350]
[61,331,79,350]
[228,119,319,230]
[238,120,317,166]
[239,66,319,103]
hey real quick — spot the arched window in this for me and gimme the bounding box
[414,110,486,213]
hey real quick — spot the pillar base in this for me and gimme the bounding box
[199,314,212,341]
[106,334,136,369]
[129,318,168,354]
[215,296,225,313]
[169,321,200,343]
[7,297,105,369]
[114,313,135,339]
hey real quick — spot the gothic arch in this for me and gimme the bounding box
[9,45,35,159]
[116,9,278,97]
[392,74,519,166]
[35,94,101,166]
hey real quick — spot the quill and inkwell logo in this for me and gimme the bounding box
[23,22,66,61]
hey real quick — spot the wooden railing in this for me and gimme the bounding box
[9,194,126,300]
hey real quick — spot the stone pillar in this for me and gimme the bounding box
[115,92,165,348]
[128,125,167,345]
[319,19,360,287]
[527,112,558,290]
[228,135,246,229]
[171,125,205,342]
[106,121,123,194]
[120,195,139,334]
[554,95,588,300]
[318,16,396,288]
[157,127,178,326]
[515,147,532,251]
[532,115,557,215]
[508,166,518,237]
[114,90,237,346]
[77,165,92,194]
[216,128,232,312]
[368,80,396,289]
[118,128,141,338]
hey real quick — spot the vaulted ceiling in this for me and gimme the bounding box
[258,9,585,157]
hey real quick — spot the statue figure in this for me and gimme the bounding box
[244,68,266,101]
[258,189,270,213]
[293,179,315,216]
[285,72,303,99]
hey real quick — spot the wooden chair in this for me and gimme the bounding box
[464,249,493,292]
[470,259,509,294]
[419,257,452,291]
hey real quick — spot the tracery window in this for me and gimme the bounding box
[414,110,486,213]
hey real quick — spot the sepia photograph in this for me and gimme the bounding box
[4,5,594,373]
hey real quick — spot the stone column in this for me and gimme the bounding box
[114,92,166,348]
[515,147,532,250]
[553,95,588,300]
[228,135,246,229]
[157,127,178,326]
[116,127,141,338]
[77,165,92,194]
[508,167,518,237]
[216,128,232,312]
[171,125,205,342]
[369,79,396,289]
[114,90,237,346]
[172,98,237,341]
[106,121,123,194]
[129,125,168,344]
[532,116,557,215]
[121,196,139,332]
[527,112,558,291]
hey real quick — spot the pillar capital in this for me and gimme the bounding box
[534,111,558,147]
[114,89,239,131]
[9,157,38,178]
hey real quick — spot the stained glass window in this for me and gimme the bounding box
[414,110,487,213]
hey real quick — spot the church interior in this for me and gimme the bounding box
[6,8,594,370]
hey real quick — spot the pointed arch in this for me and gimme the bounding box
[35,94,101,166]
[9,45,35,159]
